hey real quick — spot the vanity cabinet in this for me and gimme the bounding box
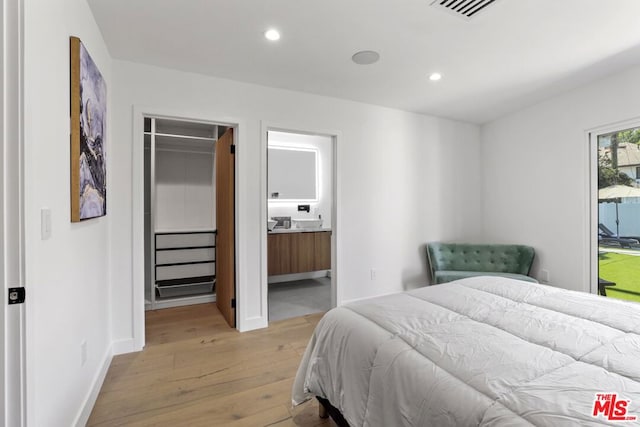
[267,233,291,275]
[314,231,331,270]
[291,232,316,273]
[268,231,331,275]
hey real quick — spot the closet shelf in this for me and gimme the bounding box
[156,245,216,251]
[156,275,216,288]
[156,281,215,299]
[156,259,215,267]
[155,229,217,235]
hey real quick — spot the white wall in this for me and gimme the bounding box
[23,0,112,425]
[268,131,333,227]
[481,63,640,292]
[110,60,482,340]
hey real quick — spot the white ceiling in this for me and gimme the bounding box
[87,0,640,124]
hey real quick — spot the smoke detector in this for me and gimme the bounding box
[352,51,380,65]
[430,0,499,20]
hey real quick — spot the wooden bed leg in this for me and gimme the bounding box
[319,402,329,419]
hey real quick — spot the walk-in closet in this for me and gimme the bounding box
[144,117,235,323]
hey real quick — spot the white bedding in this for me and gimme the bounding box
[292,276,640,426]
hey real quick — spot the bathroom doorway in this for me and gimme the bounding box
[265,129,336,322]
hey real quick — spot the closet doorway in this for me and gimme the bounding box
[144,117,236,328]
[266,129,336,322]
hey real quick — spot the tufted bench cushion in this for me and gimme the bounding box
[426,242,538,284]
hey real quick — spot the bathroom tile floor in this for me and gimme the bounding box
[268,277,331,322]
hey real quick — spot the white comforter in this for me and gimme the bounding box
[292,276,640,426]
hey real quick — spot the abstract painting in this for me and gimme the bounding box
[70,36,107,222]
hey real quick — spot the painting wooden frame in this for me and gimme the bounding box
[70,36,107,222]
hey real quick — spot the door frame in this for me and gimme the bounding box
[260,121,342,322]
[131,106,243,350]
[587,116,640,297]
[2,0,26,424]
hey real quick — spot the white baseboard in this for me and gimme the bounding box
[239,315,268,332]
[111,338,140,355]
[147,294,216,311]
[268,270,329,284]
[73,344,113,427]
[340,290,402,305]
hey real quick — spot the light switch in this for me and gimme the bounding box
[41,208,51,240]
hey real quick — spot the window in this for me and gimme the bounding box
[595,125,640,303]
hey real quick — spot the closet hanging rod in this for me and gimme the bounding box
[145,131,217,142]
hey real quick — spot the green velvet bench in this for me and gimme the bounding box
[427,242,538,284]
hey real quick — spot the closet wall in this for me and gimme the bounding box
[155,145,215,230]
[144,117,219,309]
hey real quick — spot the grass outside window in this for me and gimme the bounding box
[598,251,640,303]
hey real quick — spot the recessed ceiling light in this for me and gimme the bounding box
[264,29,280,41]
[352,50,380,65]
[429,72,443,81]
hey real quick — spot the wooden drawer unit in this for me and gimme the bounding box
[268,231,331,275]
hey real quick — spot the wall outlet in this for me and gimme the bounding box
[540,269,550,284]
[370,269,377,281]
[80,341,87,366]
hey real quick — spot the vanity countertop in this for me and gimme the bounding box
[268,227,331,234]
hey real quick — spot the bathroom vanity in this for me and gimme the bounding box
[267,229,331,276]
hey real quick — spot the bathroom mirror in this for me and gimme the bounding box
[268,146,318,201]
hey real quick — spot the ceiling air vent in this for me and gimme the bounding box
[430,0,499,20]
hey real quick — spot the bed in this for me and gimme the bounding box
[292,276,640,426]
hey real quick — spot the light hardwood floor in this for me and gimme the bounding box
[88,304,335,426]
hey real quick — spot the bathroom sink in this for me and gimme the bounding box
[267,220,277,231]
[293,218,323,229]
